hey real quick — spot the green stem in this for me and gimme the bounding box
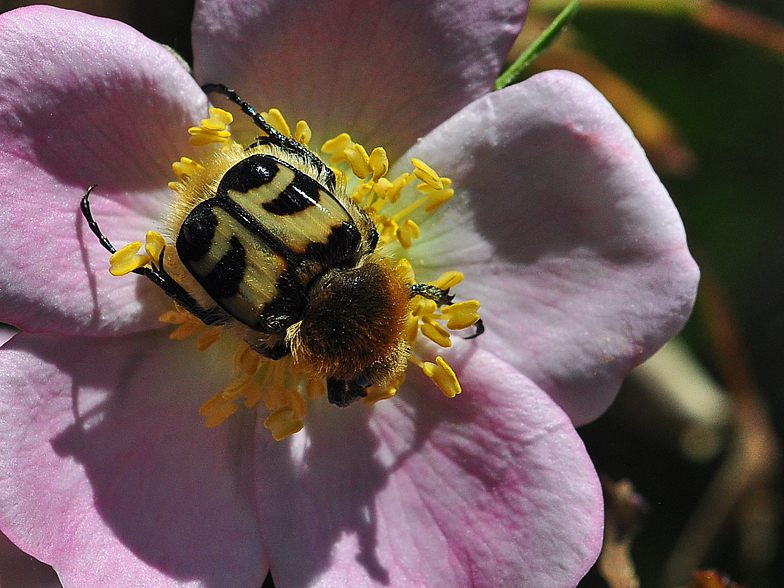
[495,0,581,90]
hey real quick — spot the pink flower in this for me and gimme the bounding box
[0,1,699,587]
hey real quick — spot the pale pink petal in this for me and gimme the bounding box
[397,70,699,425]
[192,0,528,158]
[0,332,266,588]
[253,345,602,587]
[0,6,208,336]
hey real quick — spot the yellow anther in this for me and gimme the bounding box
[373,177,394,201]
[351,182,373,205]
[321,133,353,163]
[241,379,264,408]
[396,218,420,248]
[389,173,413,204]
[172,157,204,179]
[221,375,253,401]
[201,107,233,129]
[188,108,233,146]
[412,297,438,317]
[441,300,481,330]
[263,108,292,138]
[345,143,371,179]
[404,313,420,344]
[264,406,305,441]
[363,386,397,406]
[234,344,262,376]
[294,120,312,146]
[200,394,239,428]
[109,242,149,276]
[158,309,188,324]
[395,258,415,283]
[144,231,165,261]
[425,187,455,212]
[423,357,461,398]
[369,147,389,181]
[188,127,232,146]
[195,326,223,351]
[169,315,204,340]
[377,215,399,245]
[420,316,452,348]
[412,158,444,190]
[431,271,464,290]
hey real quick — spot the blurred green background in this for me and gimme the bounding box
[1,1,782,587]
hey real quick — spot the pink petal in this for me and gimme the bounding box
[399,70,700,425]
[191,0,528,159]
[0,331,265,587]
[253,345,602,587]
[0,6,209,336]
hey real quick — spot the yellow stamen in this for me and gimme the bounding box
[412,158,444,190]
[201,107,233,129]
[363,386,397,406]
[404,313,420,344]
[345,143,371,179]
[321,133,353,164]
[263,108,292,138]
[294,120,312,146]
[144,231,165,261]
[420,316,452,347]
[172,157,204,179]
[423,357,461,398]
[440,300,481,330]
[431,271,464,290]
[396,219,420,248]
[188,107,233,146]
[350,182,373,205]
[200,394,239,428]
[264,406,305,441]
[109,242,149,276]
[159,309,188,325]
[169,315,204,340]
[369,147,389,182]
[195,326,223,351]
[234,344,262,377]
[390,193,430,223]
[376,215,399,245]
[412,297,438,317]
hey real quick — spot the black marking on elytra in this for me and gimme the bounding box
[263,172,322,216]
[219,154,277,194]
[302,221,362,268]
[199,236,246,299]
[177,201,218,263]
[202,83,337,192]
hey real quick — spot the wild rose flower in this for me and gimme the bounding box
[0,1,699,588]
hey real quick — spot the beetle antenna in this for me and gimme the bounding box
[80,186,117,254]
[201,83,335,191]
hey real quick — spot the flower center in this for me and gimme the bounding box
[105,104,480,440]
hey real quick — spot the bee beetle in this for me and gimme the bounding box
[81,84,464,407]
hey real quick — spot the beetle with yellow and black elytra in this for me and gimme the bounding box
[81,84,482,417]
